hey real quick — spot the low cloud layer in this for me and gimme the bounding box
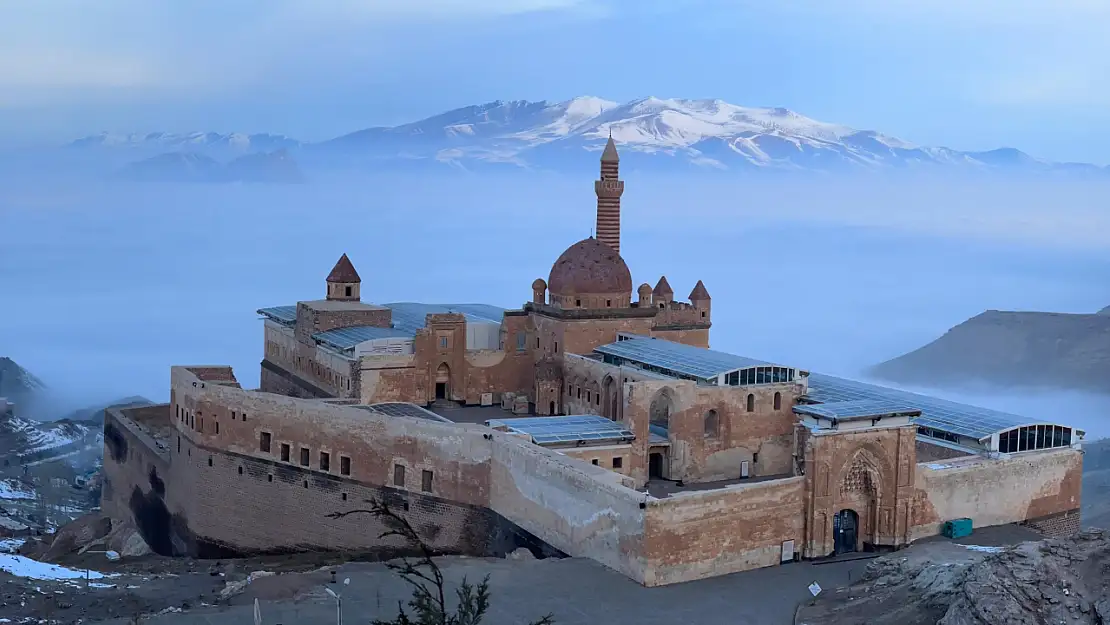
[1,170,1107,438]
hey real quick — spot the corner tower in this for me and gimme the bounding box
[326,253,361,302]
[595,133,624,254]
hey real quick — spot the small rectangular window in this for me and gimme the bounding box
[340,455,351,476]
[612,457,623,469]
[199,417,204,432]
[439,336,449,348]
[421,469,433,492]
[214,421,220,434]
[280,443,290,462]
[300,447,310,466]
[260,432,272,453]
[591,459,599,465]
[394,464,405,487]
[320,452,330,472]
[516,332,526,351]
[242,412,247,422]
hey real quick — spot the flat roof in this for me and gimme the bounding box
[793,399,921,421]
[594,337,780,381]
[313,325,412,351]
[805,373,1043,442]
[486,415,634,445]
[384,302,505,335]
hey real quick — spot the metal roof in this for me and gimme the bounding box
[258,306,297,324]
[595,337,1058,443]
[805,373,1029,441]
[313,326,412,351]
[594,337,774,380]
[384,302,505,336]
[360,402,450,422]
[793,399,921,421]
[486,415,634,445]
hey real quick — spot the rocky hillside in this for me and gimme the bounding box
[870,309,1110,393]
[798,529,1110,625]
[0,357,45,406]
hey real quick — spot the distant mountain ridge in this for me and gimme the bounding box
[66,96,1110,174]
[870,308,1110,394]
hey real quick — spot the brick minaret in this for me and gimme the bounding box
[594,133,624,254]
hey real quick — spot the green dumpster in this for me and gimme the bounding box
[942,518,973,539]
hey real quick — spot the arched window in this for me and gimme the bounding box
[649,389,673,431]
[746,393,755,412]
[704,410,719,437]
[773,392,782,410]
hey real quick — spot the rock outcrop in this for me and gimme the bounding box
[798,530,1110,625]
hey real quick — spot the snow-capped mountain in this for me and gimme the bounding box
[65,96,1110,174]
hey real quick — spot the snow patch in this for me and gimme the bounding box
[957,544,1005,553]
[0,479,34,500]
[0,555,116,581]
[0,538,26,553]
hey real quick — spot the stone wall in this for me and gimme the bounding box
[559,444,633,476]
[488,434,647,582]
[915,439,974,462]
[622,379,801,486]
[101,405,173,555]
[910,448,1083,541]
[642,476,805,585]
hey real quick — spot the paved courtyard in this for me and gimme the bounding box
[93,555,871,625]
[89,524,1041,625]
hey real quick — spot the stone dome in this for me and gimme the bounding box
[548,238,633,296]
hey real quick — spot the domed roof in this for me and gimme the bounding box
[548,238,633,295]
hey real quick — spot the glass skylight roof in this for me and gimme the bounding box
[806,373,1028,441]
[313,326,412,351]
[486,415,634,445]
[594,337,772,380]
[384,303,506,336]
[257,306,297,324]
[364,402,447,422]
[793,399,920,420]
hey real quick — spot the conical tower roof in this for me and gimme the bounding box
[326,254,361,283]
[601,135,619,162]
[653,276,673,296]
[689,280,711,301]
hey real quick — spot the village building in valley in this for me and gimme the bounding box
[101,138,1084,586]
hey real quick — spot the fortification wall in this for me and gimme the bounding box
[910,448,1082,541]
[143,367,563,559]
[488,434,647,582]
[642,476,805,586]
[102,405,173,555]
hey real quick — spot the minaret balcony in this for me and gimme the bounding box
[595,179,625,197]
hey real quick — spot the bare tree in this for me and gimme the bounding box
[328,501,554,625]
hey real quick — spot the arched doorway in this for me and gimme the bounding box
[549,400,556,415]
[834,509,859,555]
[435,363,450,401]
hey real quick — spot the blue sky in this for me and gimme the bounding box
[2,0,1109,163]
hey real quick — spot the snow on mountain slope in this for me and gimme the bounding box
[1,414,94,458]
[66,96,1110,174]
